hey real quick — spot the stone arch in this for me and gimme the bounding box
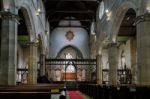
[16,7,36,84]
[18,4,36,41]
[110,2,137,84]
[56,45,83,59]
[17,4,38,84]
[110,1,136,42]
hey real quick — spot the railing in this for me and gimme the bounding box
[102,68,132,84]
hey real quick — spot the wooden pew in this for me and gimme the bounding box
[78,84,150,99]
[0,84,65,99]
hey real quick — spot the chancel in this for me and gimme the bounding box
[0,0,150,99]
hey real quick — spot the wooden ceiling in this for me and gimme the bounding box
[43,0,100,31]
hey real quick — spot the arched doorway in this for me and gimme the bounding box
[117,8,136,84]
[64,56,77,81]
[64,60,77,89]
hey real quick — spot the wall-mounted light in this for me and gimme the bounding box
[105,9,111,21]
[105,9,109,13]
[45,30,49,35]
[37,8,41,12]
[35,8,42,16]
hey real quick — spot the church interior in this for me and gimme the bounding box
[0,0,150,99]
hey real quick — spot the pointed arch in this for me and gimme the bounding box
[56,45,83,59]
[110,1,136,42]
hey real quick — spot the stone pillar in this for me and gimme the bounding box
[137,13,150,85]
[108,43,118,85]
[130,38,137,84]
[0,14,17,85]
[96,54,102,84]
[40,54,46,76]
[27,43,38,84]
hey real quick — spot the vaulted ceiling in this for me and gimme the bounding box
[43,0,100,31]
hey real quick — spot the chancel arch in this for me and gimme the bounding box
[48,45,84,81]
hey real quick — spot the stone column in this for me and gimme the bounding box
[40,54,46,76]
[27,43,38,84]
[137,13,150,85]
[0,14,17,85]
[108,43,118,85]
[96,54,102,84]
[130,38,137,84]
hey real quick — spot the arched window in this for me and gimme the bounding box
[66,64,76,73]
[65,53,76,73]
[66,53,72,59]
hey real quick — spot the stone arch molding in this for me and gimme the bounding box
[16,0,48,54]
[15,0,47,46]
[110,1,136,43]
[56,45,83,59]
[16,1,36,41]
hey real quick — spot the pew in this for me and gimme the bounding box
[78,84,150,99]
[0,84,66,99]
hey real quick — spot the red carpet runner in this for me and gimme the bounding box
[68,91,84,99]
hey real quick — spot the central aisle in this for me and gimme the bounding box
[68,91,84,99]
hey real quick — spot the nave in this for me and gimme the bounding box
[1,0,150,99]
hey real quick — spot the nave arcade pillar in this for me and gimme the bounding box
[108,43,119,85]
[137,13,150,85]
[96,54,102,84]
[0,12,17,85]
[27,43,38,84]
[40,54,46,76]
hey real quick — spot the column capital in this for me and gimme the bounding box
[26,42,39,47]
[96,54,102,58]
[134,13,150,25]
[108,42,117,47]
[0,10,20,24]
